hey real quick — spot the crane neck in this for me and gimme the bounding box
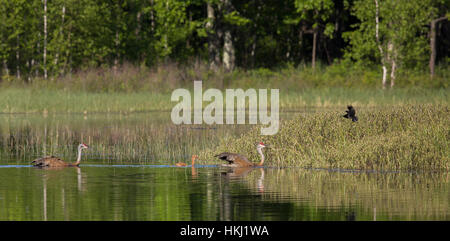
[75,147,83,166]
[256,147,265,166]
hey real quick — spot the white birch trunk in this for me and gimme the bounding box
[386,41,397,88]
[223,30,235,71]
[390,59,396,88]
[381,66,388,87]
[29,59,34,82]
[374,0,387,89]
[54,5,66,68]
[43,0,48,79]
[150,0,155,32]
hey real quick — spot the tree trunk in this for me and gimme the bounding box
[136,11,141,37]
[150,0,155,32]
[388,41,397,88]
[207,3,220,70]
[250,37,256,67]
[323,38,332,65]
[35,32,40,77]
[63,24,72,75]
[223,30,235,71]
[16,35,20,79]
[221,0,235,71]
[3,59,9,77]
[390,58,396,88]
[429,16,447,78]
[312,28,317,70]
[250,1,260,68]
[54,5,66,69]
[299,28,304,63]
[114,30,119,74]
[28,59,32,82]
[43,0,48,79]
[374,0,387,89]
[381,65,388,88]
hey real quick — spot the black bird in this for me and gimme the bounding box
[343,105,358,122]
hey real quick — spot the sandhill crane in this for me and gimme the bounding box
[343,105,358,122]
[32,143,89,167]
[215,142,268,167]
[175,155,198,167]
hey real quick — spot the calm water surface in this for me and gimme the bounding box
[0,111,448,221]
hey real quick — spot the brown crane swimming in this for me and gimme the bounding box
[175,155,198,167]
[31,143,89,167]
[215,142,268,167]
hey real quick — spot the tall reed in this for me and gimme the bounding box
[0,113,249,164]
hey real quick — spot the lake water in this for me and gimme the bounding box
[0,112,448,221]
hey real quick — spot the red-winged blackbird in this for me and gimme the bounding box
[343,105,358,122]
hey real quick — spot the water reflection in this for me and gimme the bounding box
[221,167,255,179]
[217,167,266,221]
[1,112,446,221]
[43,172,47,221]
[32,166,87,221]
[0,165,448,221]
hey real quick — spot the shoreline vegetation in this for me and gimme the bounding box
[199,104,449,171]
[0,64,448,114]
[1,86,448,114]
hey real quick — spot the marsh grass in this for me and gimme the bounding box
[0,62,448,114]
[0,113,250,164]
[4,61,449,91]
[0,87,447,114]
[199,105,450,171]
[0,88,171,113]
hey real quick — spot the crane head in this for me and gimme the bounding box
[80,143,89,149]
[257,142,267,148]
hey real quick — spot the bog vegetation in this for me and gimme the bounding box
[200,105,450,171]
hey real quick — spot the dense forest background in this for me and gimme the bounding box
[0,0,449,89]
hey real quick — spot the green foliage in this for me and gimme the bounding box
[0,0,448,83]
[345,0,443,70]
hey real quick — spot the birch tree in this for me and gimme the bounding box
[43,0,48,79]
[428,0,449,77]
[346,0,436,88]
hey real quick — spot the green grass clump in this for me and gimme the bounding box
[199,105,449,171]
